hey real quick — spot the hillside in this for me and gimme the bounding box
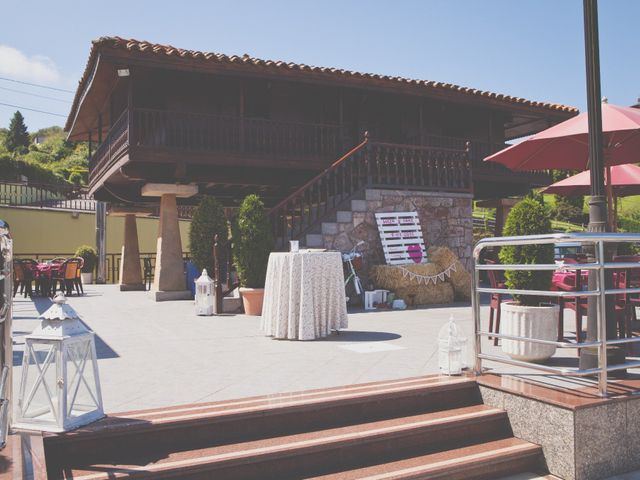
[0,113,88,186]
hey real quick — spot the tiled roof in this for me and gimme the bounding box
[66,36,578,131]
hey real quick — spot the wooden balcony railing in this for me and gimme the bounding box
[270,134,472,248]
[89,109,130,182]
[133,108,342,158]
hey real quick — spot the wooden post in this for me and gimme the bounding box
[88,131,93,158]
[98,114,103,144]
[213,234,223,314]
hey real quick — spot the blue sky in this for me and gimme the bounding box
[1,0,638,132]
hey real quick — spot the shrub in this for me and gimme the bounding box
[553,198,584,225]
[499,198,554,306]
[75,245,97,273]
[189,196,228,274]
[233,194,274,288]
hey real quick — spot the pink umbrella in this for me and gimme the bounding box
[485,101,640,229]
[541,164,640,230]
[485,101,640,171]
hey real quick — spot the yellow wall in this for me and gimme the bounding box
[0,207,191,255]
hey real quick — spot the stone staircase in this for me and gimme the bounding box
[42,375,546,479]
[300,195,366,250]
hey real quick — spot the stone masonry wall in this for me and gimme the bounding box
[320,189,474,278]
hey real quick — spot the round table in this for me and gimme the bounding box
[261,251,348,340]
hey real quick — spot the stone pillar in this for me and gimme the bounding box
[152,193,190,301]
[141,183,197,301]
[119,214,145,291]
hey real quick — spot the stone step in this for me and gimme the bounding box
[305,233,324,248]
[321,222,339,235]
[57,405,510,479]
[43,376,480,477]
[336,210,353,223]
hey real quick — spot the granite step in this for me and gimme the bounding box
[44,376,479,476]
[308,438,542,480]
[57,404,511,479]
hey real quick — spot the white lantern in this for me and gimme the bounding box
[15,293,104,432]
[195,269,214,316]
[438,316,468,376]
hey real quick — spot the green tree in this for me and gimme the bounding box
[189,196,228,274]
[499,198,554,306]
[5,111,29,153]
[233,194,274,288]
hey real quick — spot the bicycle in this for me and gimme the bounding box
[342,241,365,305]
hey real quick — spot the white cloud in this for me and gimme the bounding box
[0,45,60,84]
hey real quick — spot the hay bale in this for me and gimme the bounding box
[370,264,454,305]
[428,246,471,301]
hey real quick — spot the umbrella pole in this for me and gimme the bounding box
[579,0,624,386]
[606,164,615,231]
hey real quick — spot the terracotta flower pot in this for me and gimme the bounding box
[240,287,265,316]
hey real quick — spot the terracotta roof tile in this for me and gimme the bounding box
[65,36,579,132]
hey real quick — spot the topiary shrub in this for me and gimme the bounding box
[233,194,274,288]
[75,245,97,273]
[189,196,228,274]
[499,198,554,306]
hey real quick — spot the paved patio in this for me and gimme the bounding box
[10,285,640,414]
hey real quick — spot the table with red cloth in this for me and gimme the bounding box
[552,270,589,291]
[31,263,61,296]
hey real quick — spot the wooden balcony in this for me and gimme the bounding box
[89,108,343,187]
[88,108,549,200]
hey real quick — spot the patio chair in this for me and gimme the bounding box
[485,259,506,346]
[12,260,34,298]
[557,266,586,343]
[53,258,83,296]
[613,255,640,324]
[73,257,84,295]
[50,257,67,265]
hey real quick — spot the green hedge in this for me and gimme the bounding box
[189,196,228,274]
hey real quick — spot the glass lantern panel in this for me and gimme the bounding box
[19,341,60,424]
[64,339,99,420]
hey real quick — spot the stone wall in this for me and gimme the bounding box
[320,189,473,279]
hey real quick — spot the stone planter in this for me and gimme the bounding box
[501,302,558,363]
[240,288,265,316]
[80,272,93,285]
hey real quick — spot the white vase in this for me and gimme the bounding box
[500,302,558,363]
[81,272,93,285]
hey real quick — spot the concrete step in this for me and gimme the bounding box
[321,222,339,235]
[336,210,353,223]
[305,233,324,248]
[222,288,242,313]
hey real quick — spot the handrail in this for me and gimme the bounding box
[270,133,370,213]
[472,232,640,397]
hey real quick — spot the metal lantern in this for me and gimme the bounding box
[15,293,104,432]
[438,316,467,376]
[195,269,214,316]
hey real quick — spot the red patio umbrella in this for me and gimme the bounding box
[485,101,640,229]
[485,101,640,171]
[541,164,640,230]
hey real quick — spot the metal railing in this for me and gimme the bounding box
[0,219,12,448]
[472,232,640,397]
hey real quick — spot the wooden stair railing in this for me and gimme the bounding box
[270,134,472,249]
[270,133,371,249]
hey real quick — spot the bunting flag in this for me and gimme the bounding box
[395,262,457,285]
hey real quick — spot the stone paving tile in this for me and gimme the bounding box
[10,285,635,414]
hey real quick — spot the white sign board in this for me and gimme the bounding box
[375,212,428,265]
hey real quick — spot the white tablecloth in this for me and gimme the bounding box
[261,252,348,340]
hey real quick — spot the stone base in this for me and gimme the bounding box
[478,376,640,480]
[120,283,146,292]
[152,290,192,302]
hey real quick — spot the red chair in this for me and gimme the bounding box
[12,260,34,298]
[613,255,640,324]
[485,259,506,346]
[557,267,586,343]
[52,258,83,296]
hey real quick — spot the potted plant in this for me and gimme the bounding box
[189,196,229,294]
[75,245,97,284]
[498,197,558,363]
[233,194,273,315]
